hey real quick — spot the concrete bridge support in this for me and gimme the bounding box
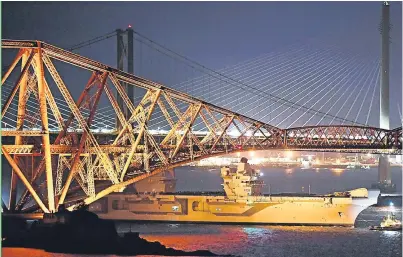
[373,2,394,193]
[378,155,391,184]
[372,155,396,193]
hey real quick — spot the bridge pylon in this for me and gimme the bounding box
[374,2,395,193]
[116,26,135,131]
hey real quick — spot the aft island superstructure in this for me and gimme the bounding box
[89,158,379,226]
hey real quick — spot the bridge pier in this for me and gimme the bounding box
[378,155,391,184]
[372,155,396,193]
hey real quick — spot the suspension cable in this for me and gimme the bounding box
[316,58,372,125]
[284,56,374,128]
[365,68,380,125]
[68,31,117,51]
[353,61,380,124]
[340,62,377,125]
[132,30,366,124]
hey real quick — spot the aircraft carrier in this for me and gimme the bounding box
[89,158,379,226]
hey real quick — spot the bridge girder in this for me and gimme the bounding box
[1,40,402,213]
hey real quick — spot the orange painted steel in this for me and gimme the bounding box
[1,39,401,213]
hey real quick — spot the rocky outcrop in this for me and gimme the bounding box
[2,207,225,256]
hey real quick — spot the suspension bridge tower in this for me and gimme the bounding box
[374,1,395,193]
[116,26,134,130]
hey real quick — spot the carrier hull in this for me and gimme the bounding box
[90,160,379,226]
[90,190,379,226]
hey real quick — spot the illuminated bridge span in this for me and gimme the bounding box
[1,40,401,213]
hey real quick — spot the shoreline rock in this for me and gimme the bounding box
[2,207,230,256]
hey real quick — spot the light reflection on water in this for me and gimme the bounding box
[133,214,401,257]
[111,207,403,257]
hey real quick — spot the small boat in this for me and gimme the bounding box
[370,213,402,231]
[360,165,370,170]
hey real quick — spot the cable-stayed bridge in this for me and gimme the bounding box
[1,23,401,214]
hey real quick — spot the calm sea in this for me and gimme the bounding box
[3,166,402,257]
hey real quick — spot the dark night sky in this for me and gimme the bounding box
[2,1,402,128]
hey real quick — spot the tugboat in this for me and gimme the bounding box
[370,213,402,231]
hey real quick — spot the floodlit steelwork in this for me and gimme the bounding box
[1,40,402,213]
[285,125,400,151]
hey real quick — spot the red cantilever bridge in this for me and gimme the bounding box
[1,40,402,214]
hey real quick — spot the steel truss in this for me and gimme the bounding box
[1,40,401,213]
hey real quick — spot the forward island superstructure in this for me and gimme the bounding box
[89,158,379,226]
